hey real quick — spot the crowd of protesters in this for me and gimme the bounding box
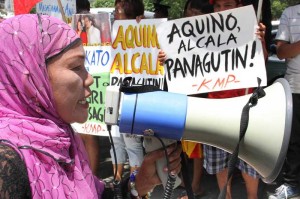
[0,0,298,199]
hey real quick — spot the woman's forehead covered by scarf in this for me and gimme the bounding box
[0,14,79,118]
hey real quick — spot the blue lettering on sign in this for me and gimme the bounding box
[85,49,110,67]
[38,2,75,16]
[64,3,75,16]
[38,3,59,13]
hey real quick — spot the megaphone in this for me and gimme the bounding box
[108,78,292,183]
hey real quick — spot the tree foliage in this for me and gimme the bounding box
[271,0,300,20]
[92,0,186,19]
[92,0,299,20]
[271,0,287,19]
[92,0,114,8]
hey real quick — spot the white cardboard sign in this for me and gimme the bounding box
[156,6,266,95]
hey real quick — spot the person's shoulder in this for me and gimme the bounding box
[0,143,31,199]
[284,4,300,14]
[289,4,300,9]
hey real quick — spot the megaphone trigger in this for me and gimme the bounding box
[143,136,181,190]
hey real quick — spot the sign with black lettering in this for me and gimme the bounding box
[157,6,266,94]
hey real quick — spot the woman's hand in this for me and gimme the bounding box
[136,15,144,23]
[256,23,266,42]
[134,143,182,196]
[158,50,167,65]
[256,22,268,61]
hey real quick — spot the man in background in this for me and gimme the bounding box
[269,3,300,199]
[83,15,101,45]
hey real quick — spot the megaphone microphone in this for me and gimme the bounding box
[105,78,292,188]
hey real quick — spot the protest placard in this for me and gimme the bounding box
[36,0,76,23]
[73,13,112,46]
[110,18,167,89]
[73,18,165,137]
[156,5,267,95]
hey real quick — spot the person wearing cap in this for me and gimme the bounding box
[153,2,170,19]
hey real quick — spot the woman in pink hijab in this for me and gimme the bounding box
[0,14,182,199]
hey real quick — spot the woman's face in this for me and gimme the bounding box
[47,42,94,124]
[77,21,83,31]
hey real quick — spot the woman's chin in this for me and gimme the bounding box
[75,116,88,124]
[70,113,88,124]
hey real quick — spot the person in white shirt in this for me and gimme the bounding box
[269,3,300,199]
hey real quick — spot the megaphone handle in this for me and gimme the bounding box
[143,137,181,189]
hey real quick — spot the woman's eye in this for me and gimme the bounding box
[72,65,83,71]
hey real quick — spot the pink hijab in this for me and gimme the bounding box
[0,14,104,198]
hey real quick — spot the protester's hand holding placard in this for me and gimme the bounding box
[156,5,266,95]
[110,18,167,89]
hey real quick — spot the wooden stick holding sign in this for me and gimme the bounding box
[256,0,263,22]
[245,0,263,95]
[57,0,67,23]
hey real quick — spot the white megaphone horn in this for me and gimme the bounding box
[108,78,292,183]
